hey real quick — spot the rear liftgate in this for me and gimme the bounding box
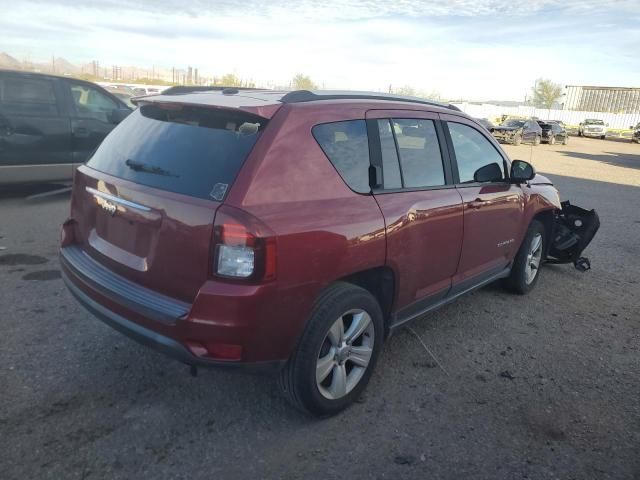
[547,201,600,272]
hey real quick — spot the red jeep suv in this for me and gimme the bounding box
[60,89,599,416]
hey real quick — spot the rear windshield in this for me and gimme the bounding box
[86,104,266,200]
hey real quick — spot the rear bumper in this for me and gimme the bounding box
[60,246,286,373]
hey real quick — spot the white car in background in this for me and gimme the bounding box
[578,119,608,139]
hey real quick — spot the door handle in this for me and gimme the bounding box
[73,127,90,138]
[468,198,488,209]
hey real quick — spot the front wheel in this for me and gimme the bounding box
[562,135,569,145]
[504,220,545,294]
[533,135,541,146]
[513,134,522,146]
[600,135,606,140]
[279,282,384,416]
[549,135,556,145]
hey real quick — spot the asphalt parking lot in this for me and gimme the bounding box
[1,136,639,480]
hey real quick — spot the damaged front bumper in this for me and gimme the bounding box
[548,201,600,271]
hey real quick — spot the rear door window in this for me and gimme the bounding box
[86,103,266,200]
[391,118,445,188]
[0,76,59,116]
[312,120,371,194]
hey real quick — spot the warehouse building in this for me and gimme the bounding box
[564,85,640,114]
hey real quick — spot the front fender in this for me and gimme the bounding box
[528,174,562,209]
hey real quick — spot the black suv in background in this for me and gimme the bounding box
[0,70,131,185]
[537,120,568,145]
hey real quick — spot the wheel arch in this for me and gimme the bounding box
[531,209,555,257]
[339,266,396,326]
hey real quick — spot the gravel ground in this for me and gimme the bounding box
[1,137,639,480]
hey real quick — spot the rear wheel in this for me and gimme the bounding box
[278,282,384,416]
[533,135,541,146]
[504,220,545,294]
[549,135,556,145]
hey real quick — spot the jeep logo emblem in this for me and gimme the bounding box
[97,198,117,216]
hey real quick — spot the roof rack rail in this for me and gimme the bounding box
[280,90,461,111]
[160,85,263,96]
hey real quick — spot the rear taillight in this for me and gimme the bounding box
[212,205,276,282]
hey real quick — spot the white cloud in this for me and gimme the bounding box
[1,0,638,100]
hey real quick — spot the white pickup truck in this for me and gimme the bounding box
[578,119,608,139]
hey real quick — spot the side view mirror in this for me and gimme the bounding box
[473,162,503,183]
[510,160,536,184]
[109,108,131,125]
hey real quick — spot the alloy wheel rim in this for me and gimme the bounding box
[525,233,543,285]
[316,309,375,400]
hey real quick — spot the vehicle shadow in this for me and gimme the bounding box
[558,150,640,170]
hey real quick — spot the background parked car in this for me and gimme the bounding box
[491,118,542,146]
[104,84,136,96]
[578,119,607,139]
[537,120,568,145]
[0,70,131,184]
[631,123,640,143]
[104,86,136,109]
[474,117,494,130]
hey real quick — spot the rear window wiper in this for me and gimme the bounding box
[125,159,178,177]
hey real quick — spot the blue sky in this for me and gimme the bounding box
[1,0,638,100]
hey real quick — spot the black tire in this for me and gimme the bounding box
[578,130,582,137]
[513,134,522,146]
[549,135,556,145]
[278,282,384,417]
[533,135,541,146]
[600,135,605,140]
[503,220,545,295]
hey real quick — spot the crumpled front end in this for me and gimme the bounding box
[491,127,519,144]
[548,201,600,271]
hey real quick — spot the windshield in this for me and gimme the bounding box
[86,104,266,200]
[584,119,604,125]
[502,120,525,128]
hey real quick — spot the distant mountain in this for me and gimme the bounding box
[52,56,80,74]
[0,52,21,69]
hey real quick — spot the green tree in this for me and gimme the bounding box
[217,73,243,87]
[291,73,317,90]
[391,86,442,101]
[393,85,417,97]
[531,79,562,109]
